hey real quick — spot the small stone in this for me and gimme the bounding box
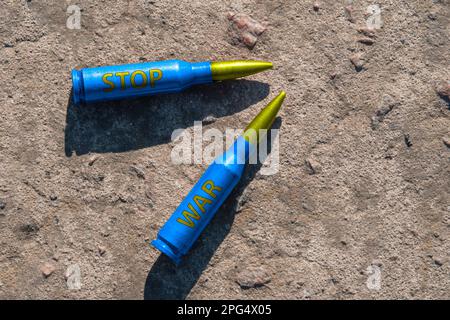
[432,256,444,267]
[236,267,271,289]
[345,5,355,23]
[305,158,322,174]
[377,95,398,116]
[302,202,313,212]
[20,223,40,235]
[428,12,437,20]
[357,37,375,45]
[404,134,413,148]
[443,137,450,148]
[50,195,58,201]
[434,259,443,266]
[0,200,5,210]
[357,26,376,38]
[129,165,145,179]
[40,262,55,278]
[371,95,398,129]
[436,81,450,100]
[235,189,250,213]
[228,12,266,49]
[350,53,364,72]
[101,229,110,237]
[241,32,258,48]
[98,245,106,256]
[87,154,100,166]
[202,115,217,125]
[313,2,320,11]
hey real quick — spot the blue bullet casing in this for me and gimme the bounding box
[151,136,252,265]
[71,60,213,105]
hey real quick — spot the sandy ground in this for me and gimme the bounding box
[0,0,449,299]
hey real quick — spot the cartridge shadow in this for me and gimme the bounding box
[64,80,269,156]
[143,118,281,300]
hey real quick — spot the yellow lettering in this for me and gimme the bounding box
[130,70,147,89]
[193,195,212,213]
[149,69,163,87]
[201,180,222,199]
[176,203,201,228]
[115,71,130,90]
[102,73,115,92]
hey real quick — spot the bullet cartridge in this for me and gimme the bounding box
[71,60,273,105]
[151,91,286,265]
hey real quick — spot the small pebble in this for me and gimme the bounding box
[428,12,437,20]
[433,256,444,267]
[130,165,145,179]
[98,245,106,256]
[371,95,398,129]
[40,262,55,278]
[357,27,376,38]
[443,137,450,148]
[236,267,271,289]
[436,81,450,99]
[101,229,110,237]
[302,202,313,212]
[350,53,364,72]
[241,32,258,48]
[305,158,322,174]
[87,155,100,166]
[0,200,5,210]
[345,5,355,23]
[404,134,413,148]
[357,37,375,45]
[313,2,320,11]
[202,115,217,125]
[20,223,40,235]
[235,189,250,213]
[228,12,266,49]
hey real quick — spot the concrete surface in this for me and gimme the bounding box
[0,0,449,299]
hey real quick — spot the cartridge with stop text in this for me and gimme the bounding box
[151,91,286,265]
[71,60,273,105]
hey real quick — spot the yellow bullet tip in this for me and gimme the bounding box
[243,91,286,144]
[210,60,273,81]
